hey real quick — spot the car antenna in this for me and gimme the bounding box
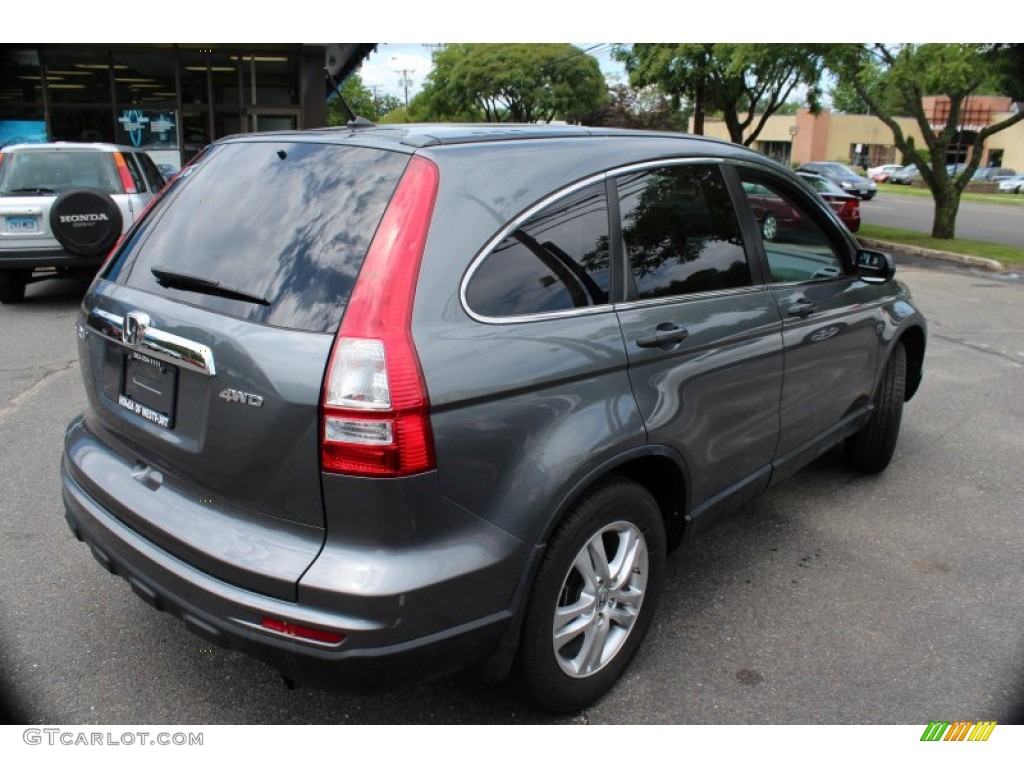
[324,68,375,129]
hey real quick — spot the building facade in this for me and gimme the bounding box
[1,44,374,172]
[699,96,1024,172]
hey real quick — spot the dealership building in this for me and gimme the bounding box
[0,44,375,172]
[699,95,1024,172]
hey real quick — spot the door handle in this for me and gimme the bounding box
[636,323,689,349]
[787,299,816,318]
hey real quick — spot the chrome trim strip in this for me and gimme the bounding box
[613,284,769,311]
[87,309,217,377]
[459,157,729,326]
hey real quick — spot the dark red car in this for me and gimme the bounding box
[797,171,861,233]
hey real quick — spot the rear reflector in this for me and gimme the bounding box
[321,155,439,477]
[260,617,346,645]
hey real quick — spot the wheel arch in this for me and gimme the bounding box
[541,445,690,553]
[896,323,926,401]
[473,446,689,683]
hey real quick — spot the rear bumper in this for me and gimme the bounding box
[60,451,525,692]
[0,246,104,271]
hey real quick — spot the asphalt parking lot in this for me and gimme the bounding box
[1,262,1022,725]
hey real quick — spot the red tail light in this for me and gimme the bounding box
[113,152,137,194]
[320,155,439,477]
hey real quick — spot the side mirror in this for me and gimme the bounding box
[856,249,895,284]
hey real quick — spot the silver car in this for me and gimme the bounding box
[0,142,164,303]
[997,174,1024,193]
[796,162,878,199]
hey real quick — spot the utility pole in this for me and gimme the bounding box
[393,62,415,108]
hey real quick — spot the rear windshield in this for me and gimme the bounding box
[0,149,120,195]
[105,141,409,333]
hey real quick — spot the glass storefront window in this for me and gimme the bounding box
[3,45,315,155]
[43,48,114,105]
[112,48,178,111]
[1,48,44,123]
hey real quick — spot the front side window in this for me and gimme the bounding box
[465,181,610,318]
[738,172,846,283]
[618,165,751,300]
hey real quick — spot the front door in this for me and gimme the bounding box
[734,169,881,479]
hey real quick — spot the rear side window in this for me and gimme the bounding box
[134,152,166,192]
[121,152,147,192]
[465,181,610,318]
[108,142,409,333]
[0,150,120,195]
[618,165,751,300]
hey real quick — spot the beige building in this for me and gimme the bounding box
[697,96,1024,172]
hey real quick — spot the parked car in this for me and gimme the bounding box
[971,167,1017,182]
[867,164,903,183]
[795,162,877,199]
[0,142,165,303]
[796,171,861,233]
[61,124,926,714]
[744,173,860,237]
[997,174,1024,194]
[889,164,920,185]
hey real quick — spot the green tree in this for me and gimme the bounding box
[829,68,917,116]
[615,44,830,144]
[827,44,1024,238]
[577,83,687,131]
[412,43,606,123]
[378,106,410,124]
[327,73,404,124]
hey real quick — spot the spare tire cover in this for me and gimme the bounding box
[49,188,124,257]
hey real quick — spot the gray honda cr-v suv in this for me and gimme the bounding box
[61,124,926,714]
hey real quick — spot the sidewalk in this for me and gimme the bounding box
[858,238,1007,272]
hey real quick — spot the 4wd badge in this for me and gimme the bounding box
[219,388,263,408]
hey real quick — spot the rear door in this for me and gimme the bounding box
[71,139,410,598]
[612,162,784,534]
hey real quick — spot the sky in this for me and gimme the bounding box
[358,44,626,104]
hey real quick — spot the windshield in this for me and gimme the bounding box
[0,150,120,195]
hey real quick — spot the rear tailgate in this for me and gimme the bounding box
[0,193,60,252]
[67,138,410,600]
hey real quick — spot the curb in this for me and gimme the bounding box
[858,238,1006,273]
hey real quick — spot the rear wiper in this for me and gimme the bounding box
[151,266,270,306]
[7,187,56,195]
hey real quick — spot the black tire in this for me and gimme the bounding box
[0,270,29,304]
[516,477,666,714]
[845,342,907,473]
[761,213,778,241]
[49,188,123,257]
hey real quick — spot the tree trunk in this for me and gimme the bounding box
[693,71,705,135]
[930,185,960,239]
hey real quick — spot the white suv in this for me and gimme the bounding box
[0,142,165,303]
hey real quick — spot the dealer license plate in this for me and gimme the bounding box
[118,351,178,429]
